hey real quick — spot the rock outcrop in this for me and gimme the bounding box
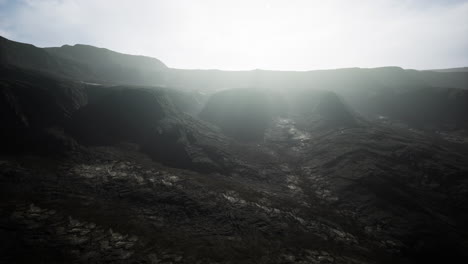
[199,88,273,141]
[70,86,237,172]
[199,88,359,141]
[0,66,86,154]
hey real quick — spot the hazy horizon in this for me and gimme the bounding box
[1,0,467,71]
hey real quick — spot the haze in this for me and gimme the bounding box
[1,0,467,70]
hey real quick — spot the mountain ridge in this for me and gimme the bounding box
[1,36,467,89]
[2,35,468,263]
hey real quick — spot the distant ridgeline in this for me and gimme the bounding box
[0,36,167,85]
[1,35,468,132]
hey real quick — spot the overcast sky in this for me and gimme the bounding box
[1,0,467,70]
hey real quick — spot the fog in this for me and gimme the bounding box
[2,2,468,261]
[1,0,467,70]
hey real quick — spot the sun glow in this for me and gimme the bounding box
[1,0,468,70]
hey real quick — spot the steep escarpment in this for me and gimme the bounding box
[0,66,87,153]
[69,87,238,172]
[358,86,468,130]
[200,88,359,141]
[287,89,360,130]
[199,88,274,141]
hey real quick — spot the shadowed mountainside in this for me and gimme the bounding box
[199,88,360,141]
[0,65,87,154]
[69,86,243,172]
[1,36,468,263]
[45,44,167,85]
[0,36,167,85]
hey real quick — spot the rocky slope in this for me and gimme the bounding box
[45,44,167,85]
[0,36,167,85]
[0,66,87,154]
[1,37,468,263]
[69,86,245,172]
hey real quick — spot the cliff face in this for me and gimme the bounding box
[199,88,273,141]
[69,86,244,172]
[0,66,87,153]
[199,88,360,142]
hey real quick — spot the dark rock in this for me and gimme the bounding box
[45,44,167,85]
[200,88,273,141]
[0,66,87,154]
[200,88,359,141]
[69,87,237,172]
[287,89,360,130]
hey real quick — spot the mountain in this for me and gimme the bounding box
[45,44,167,85]
[0,36,92,80]
[167,67,468,131]
[0,65,87,154]
[69,86,241,172]
[412,70,468,90]
[199,88,359,141]
[2,35,467,91]
[1,37,468,263]
[199,88,274,141]
[2,36,467,91]
[0,36,167,85]
[165,66,467,92]
[428,67,468,73]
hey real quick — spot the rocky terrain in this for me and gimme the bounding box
[1,36,468,263]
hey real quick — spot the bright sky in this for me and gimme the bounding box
[1,0,467,70]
